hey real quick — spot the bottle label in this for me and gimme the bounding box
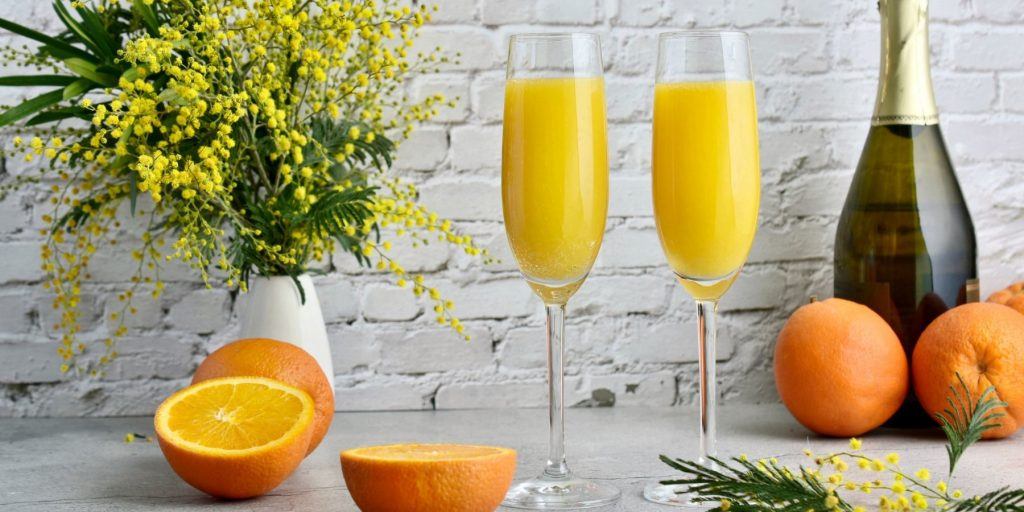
[872,0,939,126]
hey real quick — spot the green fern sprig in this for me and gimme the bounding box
[945,487,1024,512]
[935,372,1007,476]
[658,455,850,512]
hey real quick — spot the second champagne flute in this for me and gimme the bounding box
[500,33,620,509]
[644,31,761,507]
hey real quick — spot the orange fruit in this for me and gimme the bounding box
[912,302,1024,439]
[193,338,334,454]
[154,376,315,499]
[774,298,908,437]
[987,281,1024,315]
[340,444,516,512]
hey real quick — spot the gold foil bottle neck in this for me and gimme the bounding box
[872,0,939,126]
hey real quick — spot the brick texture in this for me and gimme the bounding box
[1,0,1022,417]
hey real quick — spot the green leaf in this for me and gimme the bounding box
[73,3,119,58]
[120,66,144,83]
[936,372,1008,477]
[0,75,78,87]
[63,57,117,87]
[52,0,109,61]
[25,106,89,126]
[0,88,65,127]
[132,0,160,36]
[62,77,95,100]
[0,16,97,63]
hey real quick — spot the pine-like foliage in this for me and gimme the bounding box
[935,373,1007,476]
[658,455,850,512]
[946,488,1024,512]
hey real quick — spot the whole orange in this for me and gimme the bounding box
[912,302,1024,439]
[193,338,334,454]
[987,281,1024,315]
[341,444,516,512]
[774,298,908,437]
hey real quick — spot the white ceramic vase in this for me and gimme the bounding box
[238,274,334,393]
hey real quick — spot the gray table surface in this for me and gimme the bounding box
[2,405,1022,511]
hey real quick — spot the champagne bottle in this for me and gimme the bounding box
[834,0,978,427]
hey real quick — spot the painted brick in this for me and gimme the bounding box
[439,278,536,320]
[606,77,653,122]
[362,285,421,321]
[167,289,230,334]
[380,327,492,373]
[436,380,547,409]
[417,27,500,72]
[975,0,1024,22]
[617,320,736,364]
[607,176,653,218]
[481,0,532,25]
[0,242,42,284]
[666,0,732,26]
[572,275,670,316]
[0,196,27,234]
[783,172,852,217]
[497,327,547,369]
[471,72,505,124]
[104,293,163,331]
[535,0,600,25]
[0,341,61,383]
[735,0,785,28]
[598,227,664,269]
[418,180,502,221]
[316,279,359,323]
[1001,74,1024,113]
[335,382,426,411]
[752,30,830,75]
[615,0,664,26]
[953,31,1024,71]
[450,124,502,171]
[411,74,471,123]
[329,327,379,373]
[432,0,478,23]
[394,127,449,172]
[0,293,33,334]
[104,337,196,380]
[2,0,1022,418]
[748,223,833,263]
[580,371,676,406]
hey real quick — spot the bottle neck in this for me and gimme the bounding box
[872,0,939,126]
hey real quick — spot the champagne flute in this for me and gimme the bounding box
[644,31,761,507]
[500,33,620,509]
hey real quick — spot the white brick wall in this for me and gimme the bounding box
[1,0,1023,417]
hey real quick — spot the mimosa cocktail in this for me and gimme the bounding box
[652,80,760,299]
[503,76,608,302]
[644,32,761,508]
[501,34,620,509]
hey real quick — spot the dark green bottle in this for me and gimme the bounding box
[833,0,978,427]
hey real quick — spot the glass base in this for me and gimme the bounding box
[502,474,621,509]
[643,483,717,509]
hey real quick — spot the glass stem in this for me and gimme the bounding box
[544,303,570,479]
[696,299,718,466]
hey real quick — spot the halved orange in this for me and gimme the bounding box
[154,376,315,499]
[341,444,517,512]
